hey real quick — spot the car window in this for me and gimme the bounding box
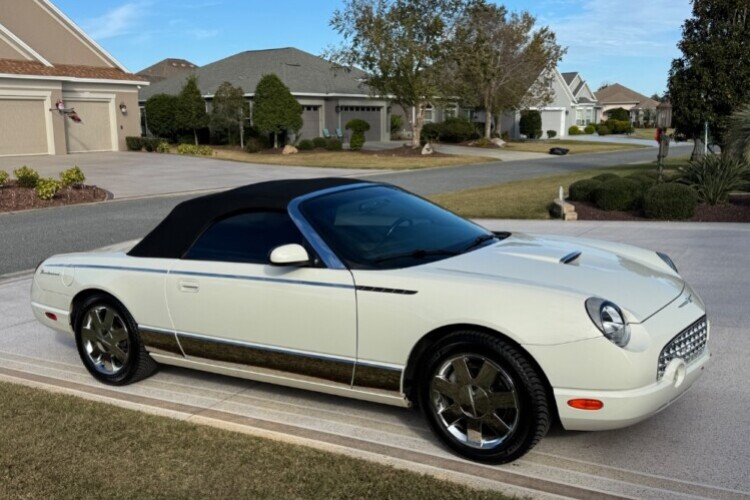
[184,211,304,264]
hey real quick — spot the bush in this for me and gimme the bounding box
[626,173,657,192]
[519,110,542,139]
[126,136,144,151]
[678,154,750,205]
[14,166,39,188]
[597,125,611,136]
[390,114,403,134]
[591,173,619,182]
[142,137,163,152]
[245,135,270,153]
[326,138,343,151]
[297,139,314,151]
[421,123,441,143]
[35,177,61,201]
[0,170,8,187]
[176,144,213,156]
[547,130,557,139]
[568,179,603,202]
[605,119,632,134]
[584,124,596,135]
[501,131,510,142]
[473,137,492,147]
[156,141,171,153]
[606,107,630,121]
[643,183,698,220]
[440,117,477,143]
[312,137,327,149]
[349,133,366,150]
[346,119,370,151]
[594,178,641,211]
[568,126,581,136]
[59,166,85,188]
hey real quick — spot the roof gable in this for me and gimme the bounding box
[595,83,650,105]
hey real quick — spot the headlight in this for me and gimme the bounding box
[657,252,678,273]
[585,298,631,347]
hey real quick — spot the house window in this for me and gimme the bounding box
[423,104,434,123]
[575,109,584,126]
[461,108,474,121]
[443,104,458,120]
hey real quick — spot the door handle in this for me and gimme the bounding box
[178,280,199,293]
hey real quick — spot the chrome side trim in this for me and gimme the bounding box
[356,285,418,295]
[43,263,168,274]
[170,269,355,290]
[287,182,374,270]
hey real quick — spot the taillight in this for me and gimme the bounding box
[567,399,604,410]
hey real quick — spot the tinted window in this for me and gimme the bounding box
[300,186,494,269]
[184,211,304,264]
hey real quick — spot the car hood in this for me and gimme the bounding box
[425,233,684,321]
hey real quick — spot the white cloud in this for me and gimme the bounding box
[83,2,143,40]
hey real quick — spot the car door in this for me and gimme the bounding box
[164,210,357,387]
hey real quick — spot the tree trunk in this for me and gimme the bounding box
[484,90,493,139]
[411,106,424,149]
[494,113,503,140]
[193,129,198,146]
[273,132,278,149]
[691,137,705,161]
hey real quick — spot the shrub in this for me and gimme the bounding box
[326,138,343,151]
[145,93,180,140]
[346,119,370,151]
[156,141,171,153]
[584,124,596,135]
[678,154,750,205]
[626,173,657,192]
[594,178,641,211]
[519,110,542,139]
[547,130,557,139]
[591,173,619,182]
[297,139,314,151]
[568,126,581,136]
[390,114,403,134]
[312,137,327,149]
[35,177,61,201]
[643,183,698,220]
[605,119,632,134]
[59,166,85,188]
[349,133,366,150]
[142,137,163,152]
[606,107,630,121]
[568,179,603,202]
[125,136,144,151]
[597,125,611,136]
[245,135,270,153]
[176,144,213,156]
[440,117,476,143]
[0,170,8,187]
[501,131,510,142]
[473,137,492,147]
[421,123,441,143]
[14,166,39,188]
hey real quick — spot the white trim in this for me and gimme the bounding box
[0,22,54,66]
[36,0,129,72]
[0,72,145,86]
[0,88,56,155]
[61,92,118,153]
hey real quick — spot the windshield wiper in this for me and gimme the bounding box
[374,248,459,263]
[461,234,497,252]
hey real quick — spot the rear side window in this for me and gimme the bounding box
[184,211,304,264]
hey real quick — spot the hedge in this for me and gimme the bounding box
[297,139,314,151]
[126,136,144,151]
[643,183,698,220]
[594,178,641,211]
[568,179,602,202]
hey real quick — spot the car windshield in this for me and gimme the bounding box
[299,185,498,269]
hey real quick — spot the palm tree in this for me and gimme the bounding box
[726,105,750,164]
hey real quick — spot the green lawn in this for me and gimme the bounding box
[0,381,513,500]
[430,162,683,219]
[504,139,646,155]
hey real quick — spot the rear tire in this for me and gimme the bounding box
[74,294,158,385]
[418,330,550,463]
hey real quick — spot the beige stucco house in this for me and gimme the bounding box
[0,0,145,157]
[595,83,659,126]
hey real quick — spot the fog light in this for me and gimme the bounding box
[567,399,604,410]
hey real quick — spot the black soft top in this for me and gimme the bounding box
[128,177,366,259]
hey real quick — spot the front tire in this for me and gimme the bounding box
[74,294,158,385]
[418,331,550,463]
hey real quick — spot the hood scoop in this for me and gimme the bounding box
[560,251,582,265]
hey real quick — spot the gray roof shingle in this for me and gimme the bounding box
[139,47,370,100]
[561,71,578,86]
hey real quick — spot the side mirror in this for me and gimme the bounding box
[269,243,310,266]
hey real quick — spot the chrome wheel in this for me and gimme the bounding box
[430,354,519,450]
[80,305,130,375]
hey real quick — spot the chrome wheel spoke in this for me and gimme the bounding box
[432,376,461,402]
[474,361,498,389]
[487,391,516,410]
[80,326,99,346]
[109,326,129,344]
[466,418,483,446]
[110,344,128,364]
[87,311,103,331]
[439,403,464,427]
[101,309,115,331]
[81,305,130,376]
[451,356,472,385]
[482,413,512,435]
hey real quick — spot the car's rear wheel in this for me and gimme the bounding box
[74,294,157,385]
[418,331,550,463]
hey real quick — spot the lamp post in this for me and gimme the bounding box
[655,101,673,181]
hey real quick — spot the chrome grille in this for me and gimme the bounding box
[658,316,708,380]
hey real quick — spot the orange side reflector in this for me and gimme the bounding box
[45,312,58,321]
[568,399,604,410]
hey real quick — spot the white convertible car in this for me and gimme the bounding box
[31,178,709,463]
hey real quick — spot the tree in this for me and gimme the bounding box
[144,94,179,140]
[210,82,247,147]
[328,0,464,147]
[446,1,564,139]
[175,75,209,145]
[606,107,630,121]
[725,105,750,164]
[668,0,750,158]
[252,73,302,148]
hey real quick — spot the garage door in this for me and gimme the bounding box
[540,109,564,138]
[0,98,48,156]
[300,106,320,140]
[65,100,113,153]
[340,106,382,142]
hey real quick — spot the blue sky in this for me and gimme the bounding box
[55,0,692,96]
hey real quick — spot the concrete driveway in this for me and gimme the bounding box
[0,152,378,199]
[1,219,748,499]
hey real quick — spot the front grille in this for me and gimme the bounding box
[657,316,708,380]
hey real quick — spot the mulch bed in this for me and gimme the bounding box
[248,145,454,157]
[573,194,750,223]
[0,181,108,213]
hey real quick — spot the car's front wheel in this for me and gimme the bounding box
[74,294,158,385]
[419,331,550,463]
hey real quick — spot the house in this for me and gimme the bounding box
[0,0,146,157]
[138,58,198,84]
[595,83,659,126]
[139,47,390,142]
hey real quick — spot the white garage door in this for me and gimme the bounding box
[540,109,565,138]
[65,100,114,153]
[0,98,48,156]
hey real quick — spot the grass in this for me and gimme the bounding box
[206,146,491,170]
[504,139,646,155]
[627,128,674,141]
[0,381,513,500]
[430,162,683,220]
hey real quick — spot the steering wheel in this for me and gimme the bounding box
[382,217,413,241]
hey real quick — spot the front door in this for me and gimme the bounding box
[165,210,357,386]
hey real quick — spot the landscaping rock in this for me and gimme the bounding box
[421,143,434,155]
[491,138,506,148]
[282,145,298,155]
